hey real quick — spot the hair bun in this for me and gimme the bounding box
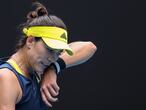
[27,11,38,19]
[26,1,49,20]
[36,7,48,16]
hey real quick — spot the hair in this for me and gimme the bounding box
[15,1,67,51]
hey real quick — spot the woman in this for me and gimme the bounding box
[0,2,97,110]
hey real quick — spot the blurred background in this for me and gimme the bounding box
[0,0,145,110]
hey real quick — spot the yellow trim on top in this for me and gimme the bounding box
[7,59,41,82]
[7,59,25,77]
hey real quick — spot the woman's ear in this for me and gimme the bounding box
[26,36,36,49]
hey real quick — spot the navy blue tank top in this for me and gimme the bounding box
[0,59,49,110]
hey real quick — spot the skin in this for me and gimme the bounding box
[40,41,97,107]
[0,38,97,109]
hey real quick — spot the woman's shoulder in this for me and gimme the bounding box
[0,67,18,84]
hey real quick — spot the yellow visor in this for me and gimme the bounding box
[23,26,73,55]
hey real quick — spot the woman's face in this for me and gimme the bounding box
[26,37,62,76]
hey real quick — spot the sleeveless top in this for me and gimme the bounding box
[0,58,49,110]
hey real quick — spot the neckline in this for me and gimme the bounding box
[7,59,27,77]
[7,59,40,82]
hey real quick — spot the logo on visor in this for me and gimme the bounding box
[60,33,67,40]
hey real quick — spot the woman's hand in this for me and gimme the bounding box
[40,66,60,107]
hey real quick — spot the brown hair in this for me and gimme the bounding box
[15,1,67,51]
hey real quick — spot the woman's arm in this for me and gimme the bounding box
[60,41,97,68]
[0,69,21,110]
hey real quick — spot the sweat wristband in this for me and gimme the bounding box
[51,57,66,74]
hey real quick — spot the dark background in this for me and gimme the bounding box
[0,0,146,110]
